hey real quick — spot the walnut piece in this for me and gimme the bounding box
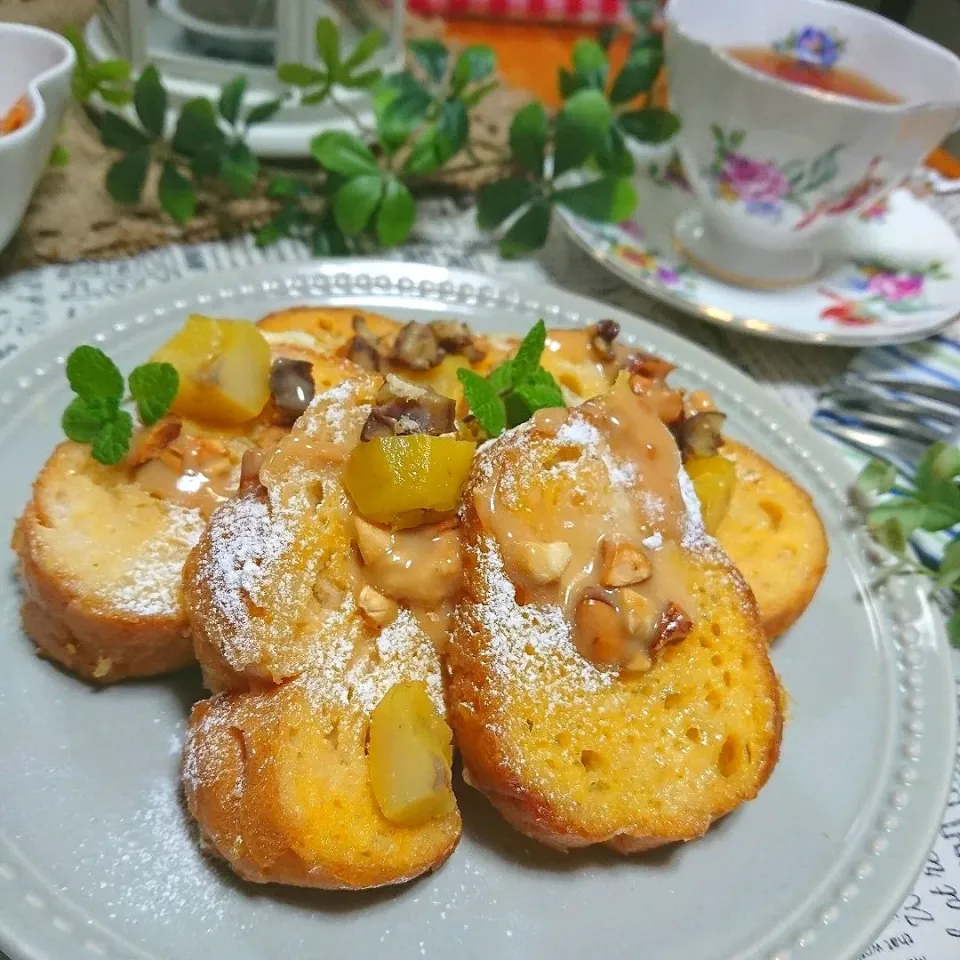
[126,417,182,468]
[514,540,573,585]
[600,539,652,588]
[269,357,314,424]
[357,585,398,627]
[345,315,385,372]
[359,377,455,441]
[650,601,694,652]
[390,321,442,371]
[675,411,727,460]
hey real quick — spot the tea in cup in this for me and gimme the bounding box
[663,0,960,288]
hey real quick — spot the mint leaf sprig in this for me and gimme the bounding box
[456,320,564,438]
[856,442,960,647]
[62,346,179,466]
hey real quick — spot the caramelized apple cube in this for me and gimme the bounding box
[368,681,455,826]
[151,315,272,427]
[685,454,737,534]
[344,434,476,528]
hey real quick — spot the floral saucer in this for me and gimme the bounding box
[557,158,960,345]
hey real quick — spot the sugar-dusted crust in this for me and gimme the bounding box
[717,440,828,640]
[182,376,461,889]
[12,442,204,683]
[448,411,783,852]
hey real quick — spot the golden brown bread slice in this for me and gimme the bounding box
[182,375,461,888]
[716,440,828,639]
[448,383,782,851]
[12,339,365,684]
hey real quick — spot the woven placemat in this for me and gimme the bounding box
[0,0,529,271]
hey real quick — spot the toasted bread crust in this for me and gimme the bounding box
[718,440,828,640]
[448,417,782,852]
[13,443,200,683]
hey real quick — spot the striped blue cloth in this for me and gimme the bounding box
[812,322,960,572]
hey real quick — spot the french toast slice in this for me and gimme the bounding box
[12,342,363,685]
[182,375,462,888]
[448,381,782,851]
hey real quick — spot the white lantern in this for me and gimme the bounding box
[84,0,404,156]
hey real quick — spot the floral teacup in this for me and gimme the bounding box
[664,0,960,288]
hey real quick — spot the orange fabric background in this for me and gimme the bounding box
[443,19,960,177]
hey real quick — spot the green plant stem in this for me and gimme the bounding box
[329,89,376,139]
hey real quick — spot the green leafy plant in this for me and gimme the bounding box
[62,346,178,465]
[456,320,564,437]
[856,443,960,647]
[69,11,675,255]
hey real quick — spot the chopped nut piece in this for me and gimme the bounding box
[65,643,78,656]
[600,539,653,588]
[629,374,685,424]
[269,357,315,424]
[650,601,694,653]
[428,319,485,362]
[312,576,344,610]
[390,321,442,371]
[93,656,112,679]
[683,389,717,418]
[126,417,182,468]
[359,378,456,442]
[238,449,266,496]
[676,411,727,460]
[620,588,660,639]
[574,596,626,666]
[357,585,398,627]
[515,540,573,585]
[380,374,428,401]
[345,315,385,371]
[626,352,676,381]
[589,319,621,361]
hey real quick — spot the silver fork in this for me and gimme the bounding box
[816,372,960,474]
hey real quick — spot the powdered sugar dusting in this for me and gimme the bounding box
[678,466,708,549]
[110,505,205,618]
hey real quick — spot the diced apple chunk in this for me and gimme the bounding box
[151,314,272,427]
[368,681,455,826]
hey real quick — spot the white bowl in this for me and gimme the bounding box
[0,25,76,253]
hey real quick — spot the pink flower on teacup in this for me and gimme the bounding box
[866,271,924,302]
[720,154,792,206]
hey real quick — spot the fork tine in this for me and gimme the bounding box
[816,399,948,446]
[850,374,960,410]
[812,415,926,476]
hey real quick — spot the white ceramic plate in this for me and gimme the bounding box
[558,162,960,346]
[0,261,954,960]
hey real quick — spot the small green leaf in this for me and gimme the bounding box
[452,45,496,93]
[245,97,284,125]
[868,499,928,538]
[377,177,416,247]
[340,67,382,90]
[518,366,564,408]
[558,67,587,100]
[333,174,383,235]
[936,540,960,589]
[500,200,551,258]
[409,38,448,84]
[105,147,150,205]
[477,178,537,231]
[553,88,613,176]
[310,131,379,176]
[618,107,681,144]
[555,176,637,223]
[49,143,70,167]
[90,60,131,83]
[932,444,960,481]
[218,76,247,125]
[189,147,223,179]
[437,99,468,155]
[488,360,515,393]
[91,411,134,466]
[315,17,341,73]
[312,215,351,256]
[512,319,547,381]
[66,345,124,402]
[221,141,259,197]
[133,65,166,138]
[255,220,281,247]
[62,396,117,442]
[128,362,179,425]
[63,25,89,72]
[598,25,619,51]
[948,609,960,650]
[627,0,657,29]
[919,502,960,532]
[277,62,328,87]
[609,47,663,104]
[460,79,498,108]
[157,161,195,224]
[870,515,908,555]
[345,29,385,71]
[572,38,608,91]
[857,458,897,495]
[99,87,134,107]
[267,174,307,198]
[457,368,505,437]
[100,113,149,151]
[403,126,445,176]
[172,98,224,156]
[596,125,635,176]
[509,101,548,176]
[375,75,432,150]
